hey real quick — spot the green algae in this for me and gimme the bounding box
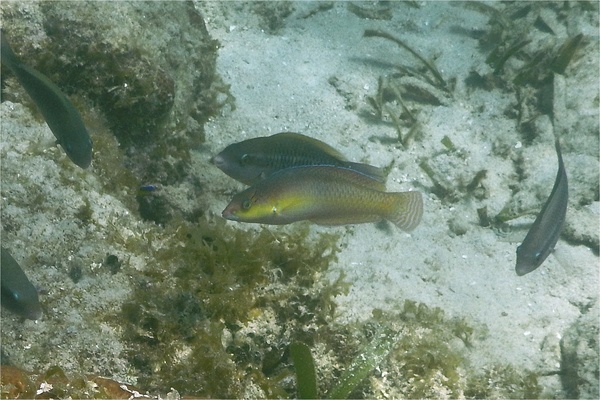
[464,365,542,399]
[74,198,93,226]
[347,3,392,21]
[551,34,584,75]
[364,29,449,92]
[327,326,398,399]
[94,210,460,399]
[465,1,588,92]
[251,2,295,33]
[317,301,542,399]
[1,245,545,400]
[290,342,318,399]
[114,217,342,397]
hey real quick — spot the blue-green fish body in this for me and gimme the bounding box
[1,31,92,168]
[222,165,422,231]
[212,132,386,185]
[1,247,43,320]
[516,139,568,276]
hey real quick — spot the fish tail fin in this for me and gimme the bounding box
[346,162,387,184]
[1,30,18,69]
[386,191,423,232]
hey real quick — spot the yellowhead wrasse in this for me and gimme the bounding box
[222,165,423,231]
[1,30,93,168]
[1,247,43,320]
[516,139,568,276]
[212,132,386,185]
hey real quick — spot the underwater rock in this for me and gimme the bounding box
[560,300,600,399]
[0,364,143,399]
[1,31,93,168]
[1,1,230,185]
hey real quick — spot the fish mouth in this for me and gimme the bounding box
[23,303,43,320]
[211,154,225,167]
[222,208,239,221]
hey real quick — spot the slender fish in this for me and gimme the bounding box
[222,165,423,232]
[1,31,93,168]
[212,132,386,185]
[1,247,43,320]
[515,139,568,276]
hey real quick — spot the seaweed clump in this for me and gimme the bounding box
[464,365,542,399]
[115,216,342,398]
[336,302,541,399]
[462,2,589,131]
[108,210,543,399]
[362,30,453,149]
[251,2,295,33]
[282,300,542,399]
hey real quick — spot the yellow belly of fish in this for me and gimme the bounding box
[271,187,393,225]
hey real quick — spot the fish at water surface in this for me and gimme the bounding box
[1,247,43,320]
[515,139,568,276]
[222,165,423,232]
[1,31,93,168]
[212,132,386,185]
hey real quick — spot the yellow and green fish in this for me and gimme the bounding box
[212,132,386,185]
[222,165,423,231]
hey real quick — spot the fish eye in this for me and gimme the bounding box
[242,199,252,210]
[240,154,250,165]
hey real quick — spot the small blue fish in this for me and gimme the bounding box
[138,184,161,195]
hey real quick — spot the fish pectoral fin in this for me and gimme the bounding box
[386,191,423,232]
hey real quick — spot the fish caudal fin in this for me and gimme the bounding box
[1,30,19,70]
[386,191,423,232]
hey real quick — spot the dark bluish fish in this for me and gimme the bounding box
[516,139,568,276]
[222,165,423,232]
[1,247,43,320]
[137,184,161,197]
[139,184,159,192]
[1,31,93,168]
[212,132,386,185]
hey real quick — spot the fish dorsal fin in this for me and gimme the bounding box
[345,161,387,184]
[295,165,386,192]
[337,167,387,191]
[272,132,349,161]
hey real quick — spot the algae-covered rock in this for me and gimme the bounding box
[1,1,232,186]
[560,300,600,399]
